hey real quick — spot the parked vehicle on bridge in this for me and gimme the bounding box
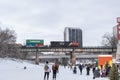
[50,41,78,47]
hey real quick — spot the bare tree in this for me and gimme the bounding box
[0,28,16,43]
[0,27,30,59]
[0,27,17,57]
[102,32,118,48]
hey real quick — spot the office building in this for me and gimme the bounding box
[64,27,82,47]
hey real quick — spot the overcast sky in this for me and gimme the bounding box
[0,0,119,46]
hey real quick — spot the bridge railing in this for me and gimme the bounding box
[20,46,117,53]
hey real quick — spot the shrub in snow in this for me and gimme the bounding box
[109,64,119,80]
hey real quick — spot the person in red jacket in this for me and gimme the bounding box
[52,62,59,80]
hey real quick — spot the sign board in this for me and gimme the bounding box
[98,55,112,69]
[26,39,44,47]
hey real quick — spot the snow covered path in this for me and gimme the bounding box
[0,58,109,80]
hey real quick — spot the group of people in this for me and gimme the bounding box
[72,63,112,79]
[44,61,113,80]
[72,64,90,75]
[92,64,111,79]
[73,63,83,74]
[44,61,59,80]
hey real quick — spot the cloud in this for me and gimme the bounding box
[0,0,120,46]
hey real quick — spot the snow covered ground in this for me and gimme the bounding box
[0,58,109,80]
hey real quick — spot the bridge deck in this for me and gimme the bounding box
[20,47,117,53]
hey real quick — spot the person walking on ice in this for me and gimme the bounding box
[44,61,51,80]
[78,63,83,75]
[52,62,59,80]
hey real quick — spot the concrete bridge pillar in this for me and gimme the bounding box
[35,50,39,65]
[70,51,76,66]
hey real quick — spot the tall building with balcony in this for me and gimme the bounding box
[64,27,82,47]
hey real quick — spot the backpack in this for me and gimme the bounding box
[52,64,58,70]
[44,64,49,71]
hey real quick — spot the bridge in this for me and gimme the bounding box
[20,46,117,64]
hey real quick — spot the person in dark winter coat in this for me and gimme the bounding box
[106,64,111,76]
[86,64,90,75]
[92,66,95,73]
[73,66,77,74]
[93,67,100,79]
[78,64,83,75]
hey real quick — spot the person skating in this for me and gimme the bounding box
[106,64,111,76]
[52,62,59,80]
[101,67,106,77]
[78,63,83,75]
[44,61,51,80]
[93,67,100,79]
[73,66,77,74]
[86,64,90,75]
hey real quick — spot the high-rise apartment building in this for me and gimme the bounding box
[64,27,82,47]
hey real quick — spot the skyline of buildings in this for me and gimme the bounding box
[64,27,82,47]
